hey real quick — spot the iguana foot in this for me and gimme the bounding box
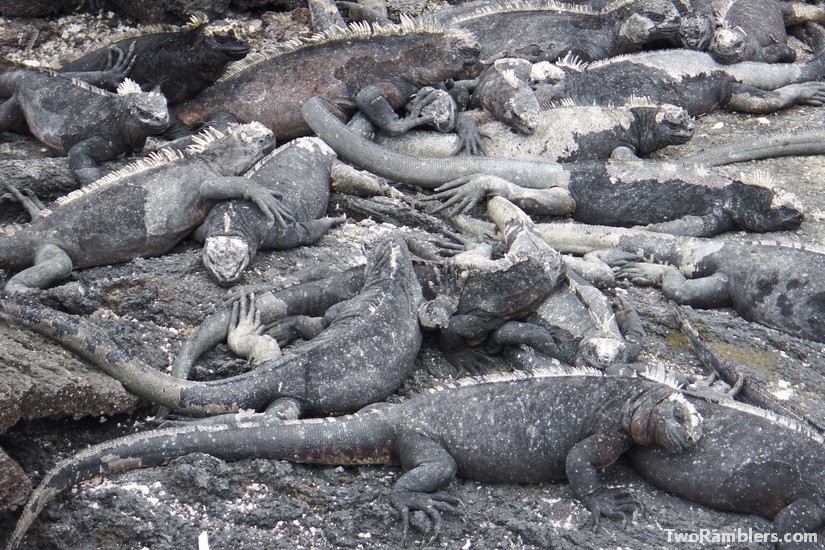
[614,262,671,286]
[582,488,643,529]
[390,489,464,545]
[445,348,497,375]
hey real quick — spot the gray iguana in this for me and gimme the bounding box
[4,367,703,549]
[0,230,423,418]
[192,136,345,285]
[60,15,251,105]
[377,94,695,161]
[533,222,825,343]
[302,97,804,237]
[630,394,825,549]
[0,122,289,293]
[0,70,170,184]
[174,18,480,140]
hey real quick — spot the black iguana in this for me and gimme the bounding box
[302,97,803,237]
[707,0,825,64]
[426,0,683,67]
[629,394,825,548]
[0,230,423,418]
[4,366,703,548]
[0,70,171,184]
[192,136,345,285]
[415,195,566,372]
[0,122,289,293]
[533,222,825,344]
[174,18,480,140]
[60,15,251,105]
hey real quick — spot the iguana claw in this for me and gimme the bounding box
[583,488,643,530]
[390,489,463,546]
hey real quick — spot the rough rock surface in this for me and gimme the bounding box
[0,8,823,550]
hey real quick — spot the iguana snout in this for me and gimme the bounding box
[678,13,714,51]
[203,235,251,285]
[203,19,252,61]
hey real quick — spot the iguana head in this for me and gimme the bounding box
[623,387,703,453]
[709,26,752,65]
[203,234,251,285]
[632,102,694,154]
[476,60,541,135]
[118,79,171,132]
[678,12,714,51]
[727,172,805,232]
[200,19,252,62]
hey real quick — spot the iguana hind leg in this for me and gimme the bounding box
[1,182,46,219]
[772,498,824,549]
[5,244,73,294]
[392,433,461,545]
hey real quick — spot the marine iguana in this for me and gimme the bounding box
[174,18,480,140]
[532,222,825,343]
[678,127,825,166]
[629,395,825,548]
[706,0,825,64]
[0,71,170,184]
[191,136,345,285]
[416,196,566,371]
[0,122,289,293]
[529,40,825,116]
[303,98,802,236]
[60,15,251,105]
[0,231,423,417]
[4,366,703,549]
[671,302,825,432]
[505,279,645,371]
[377,95,695,161]
[426,0,683,67]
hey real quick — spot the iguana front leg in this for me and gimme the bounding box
[425,174,575,217]
[199,176,295,228]
[62,44,137,90]
[226,292,281,365]
[565,431,640,527]
[355,80,434,135]
[643,211,736,238]
[392,432,463,545]
[727,82,825,113]
[616,262,732,309]
[67,136,123,184]
[5,244,73,294]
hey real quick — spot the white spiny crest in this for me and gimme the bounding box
[116,78,144,96]
[623,95,657,108]
[500,68,521,89]
[188,12,209,28]
[739,168,775,189]
[437,0,596,28]
[555,51,587,72]
[544,97,577,109]
[423,365,604,394]
[706,397,825,446]
[185,125,227,155]
[637,365,683,390]
[40,147,187,217]
[218,16,450,83]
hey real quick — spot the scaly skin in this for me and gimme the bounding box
[61,17,251,104]
[5,367,702,549]
[0,122,284,293]
[192,136,344,285]
[630,395,825,549]
[428,0,683,66]
[0,232,423,417]
[174,19,480,139]
[534,222,825,343]
[0,69,170,184]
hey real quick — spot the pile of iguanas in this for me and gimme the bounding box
[1,1,824,548]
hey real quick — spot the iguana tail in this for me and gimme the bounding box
[301,96,569,189]
[0,294,190,410]
[670,302,825,433]
[6,412,395,550]
[679,129,825,166]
